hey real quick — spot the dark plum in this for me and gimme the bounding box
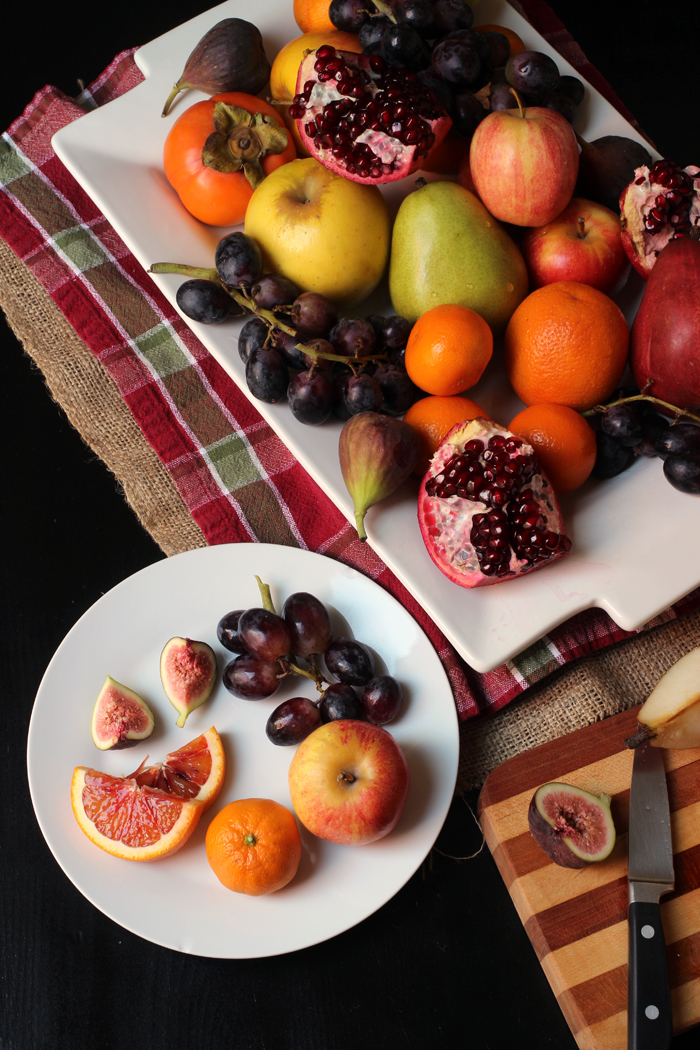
[216,609,248,655]
[266,697,322,745]
[237,607,291,661]
[176,279,234,324]
[289,291,338,337]
[664,454,700,494]
[329,0,374,33]
[373,363,421,415]
[431,37,481,86]
[215,231,263,287]
[222,653,280,700]
[489,82,524,112]
[288,370,334,425]
[319,683,364,723]
[601,404,644,447]
[655,422,700,460]
[250,273,299,310]
[245,347,289,403]
[344,372,383,415]
[238,316,269,364]
[432,0,474,33]
[542,90,577,123]
[558,74,585,106]
[362,675,403,724]
[505,50,560,98]
[329,317,377,357]
[282,592,333,657]
[272,329,307,370]
[451,90,486,140]
[325,637,375,685]
[449,28,490,65]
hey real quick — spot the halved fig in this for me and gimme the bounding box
[626,647,700,749]
[528,782,616,869]
[160,637,217,728]
[91,675,155,751]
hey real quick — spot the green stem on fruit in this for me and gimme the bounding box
[149,262,218,281]
[244,833,257,846]
[280,656,328,691]
[355,509,368,543]
[583,394,700,426]
[254,575,276,613]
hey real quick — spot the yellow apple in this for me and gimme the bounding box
[244,158,390,308]
[288,720,410,845]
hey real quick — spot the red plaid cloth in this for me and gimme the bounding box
[2,1,696,721]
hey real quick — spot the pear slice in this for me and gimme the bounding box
[627,647,700,749]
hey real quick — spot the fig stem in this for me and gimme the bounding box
[162,82,183,118]
[584,394,700,426]
[254,575,276,613]
[355,509,368,542]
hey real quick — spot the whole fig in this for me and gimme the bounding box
[162,19,271,117]
[576,134,653,213]
[339,412,420,541]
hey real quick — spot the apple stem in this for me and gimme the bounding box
[337,771,355,783]
[509,88,525,119]
[577,217,586,239]
[584,393,700,426]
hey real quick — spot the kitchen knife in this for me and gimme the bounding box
[627,740,675,1050]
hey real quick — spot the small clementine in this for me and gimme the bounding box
[504,281,629,411]
[508,403,597,493]
[205,798,302,896]
[404,304,493,396]
[293,0,336,33]
[403,394,488,476]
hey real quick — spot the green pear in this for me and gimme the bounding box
[389,180,529,333]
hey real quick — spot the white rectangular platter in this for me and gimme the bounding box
[52,0,700,673]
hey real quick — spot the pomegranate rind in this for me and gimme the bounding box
[160,637,217,729]
[529,782,616,867]
[417,418,569,589]
[294,48,452,186]
[90,675,155,752]
[619,162,700,280]
[129,726,226,811]
[71,766,202,861]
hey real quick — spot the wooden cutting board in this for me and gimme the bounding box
[477,706,700,1050]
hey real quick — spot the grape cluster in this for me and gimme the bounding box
[161,230,419,426]
[328,0,585,141]
[592,393,700,495]
[217,582,403,745]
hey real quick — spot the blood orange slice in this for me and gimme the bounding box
[128,727,225,811]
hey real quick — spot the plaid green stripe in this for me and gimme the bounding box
[7,169,81,238]
[234,479,300,546]
[509,637,561,684]
[0,136,30,186]
[208,435,263,490]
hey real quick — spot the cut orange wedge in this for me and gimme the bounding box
[71,727,226,861]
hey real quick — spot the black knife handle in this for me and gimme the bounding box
[628,900,673,1050]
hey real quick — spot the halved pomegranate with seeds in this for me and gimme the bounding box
[418,419,571,588]
[620,159,700,279]
[288,46,452,185]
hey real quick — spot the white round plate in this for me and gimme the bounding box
[27,544,459,958]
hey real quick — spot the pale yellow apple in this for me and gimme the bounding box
[638,647,700,749]
[244,158,390,308]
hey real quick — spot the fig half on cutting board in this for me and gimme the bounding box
[528,782,616,868]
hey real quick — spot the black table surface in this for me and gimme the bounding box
[2,3,696,1048]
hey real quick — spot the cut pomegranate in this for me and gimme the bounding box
[619,159,700,279]
[417,419,571,588]
[288,46,452,185]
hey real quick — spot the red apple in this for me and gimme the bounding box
[520,197,630,293]
[469,97,579,227]
[288,720,409,845]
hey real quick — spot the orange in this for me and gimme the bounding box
[474,23,526,57]
[504,282,629,411]
[293,0,335,33]
[128,727,225,811]
[206,798,302,896]
[508,403,597,493]
[404,304,493,396]
[403,394,488,476]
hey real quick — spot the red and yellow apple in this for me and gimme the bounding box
[520,197,630,293]
[288,720,410,845]
[469,99,579,227]
[244,157,390,308]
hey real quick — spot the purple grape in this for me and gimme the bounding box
[451,90,486,140]
[329,0,373,33]
[302,338,334,374]
[601,404,643,447]
[381,23,428,68]
[222,654,280,700]
[655,422,700,460]
[393,0,435,34]
[282,592,333,657]
[288,370,334,425]
[332,371,353,421]
[238,316,269,364]
[431,37,481,86]
[319,683,363,723]
[176,279,234,324]
[358,16,392,52]
[542,90,577,123]
[481,31,510,69]
[558,74,585,106]
[215,232,263,288]
[237,607,291,661]
[361,675,403,724]
[664,454,700,494]
[250,273,299,310]
[290,292,338,337]
[591,432,634,479]
[273,330,307,370]
[266,697,322,745]
[379,315,412,349]
[372,363,420,415]
[344,372,383,415]
[432,0,474,33]
[245,347,289,403]
[216,609,248,655]
[329,317,377,357]
[325,637,375,686]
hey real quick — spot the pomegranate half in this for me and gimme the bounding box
[417,419,571,588]
[288,46,451,186]
[619,159,700,280]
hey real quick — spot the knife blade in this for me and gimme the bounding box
[627,740,675,1050]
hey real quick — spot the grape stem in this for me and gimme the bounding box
[254,575,276,613]
[583,393,700,426]
[148,261,389,372]
[278,656,328,692]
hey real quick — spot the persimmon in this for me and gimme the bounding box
[163,92,296,227]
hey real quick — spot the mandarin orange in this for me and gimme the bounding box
[293,0,336,33]
[403,394,488,476]
[205,798,302,896]
[504,282,629,411]
[508,403,597,492]
[404,304,493,396]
